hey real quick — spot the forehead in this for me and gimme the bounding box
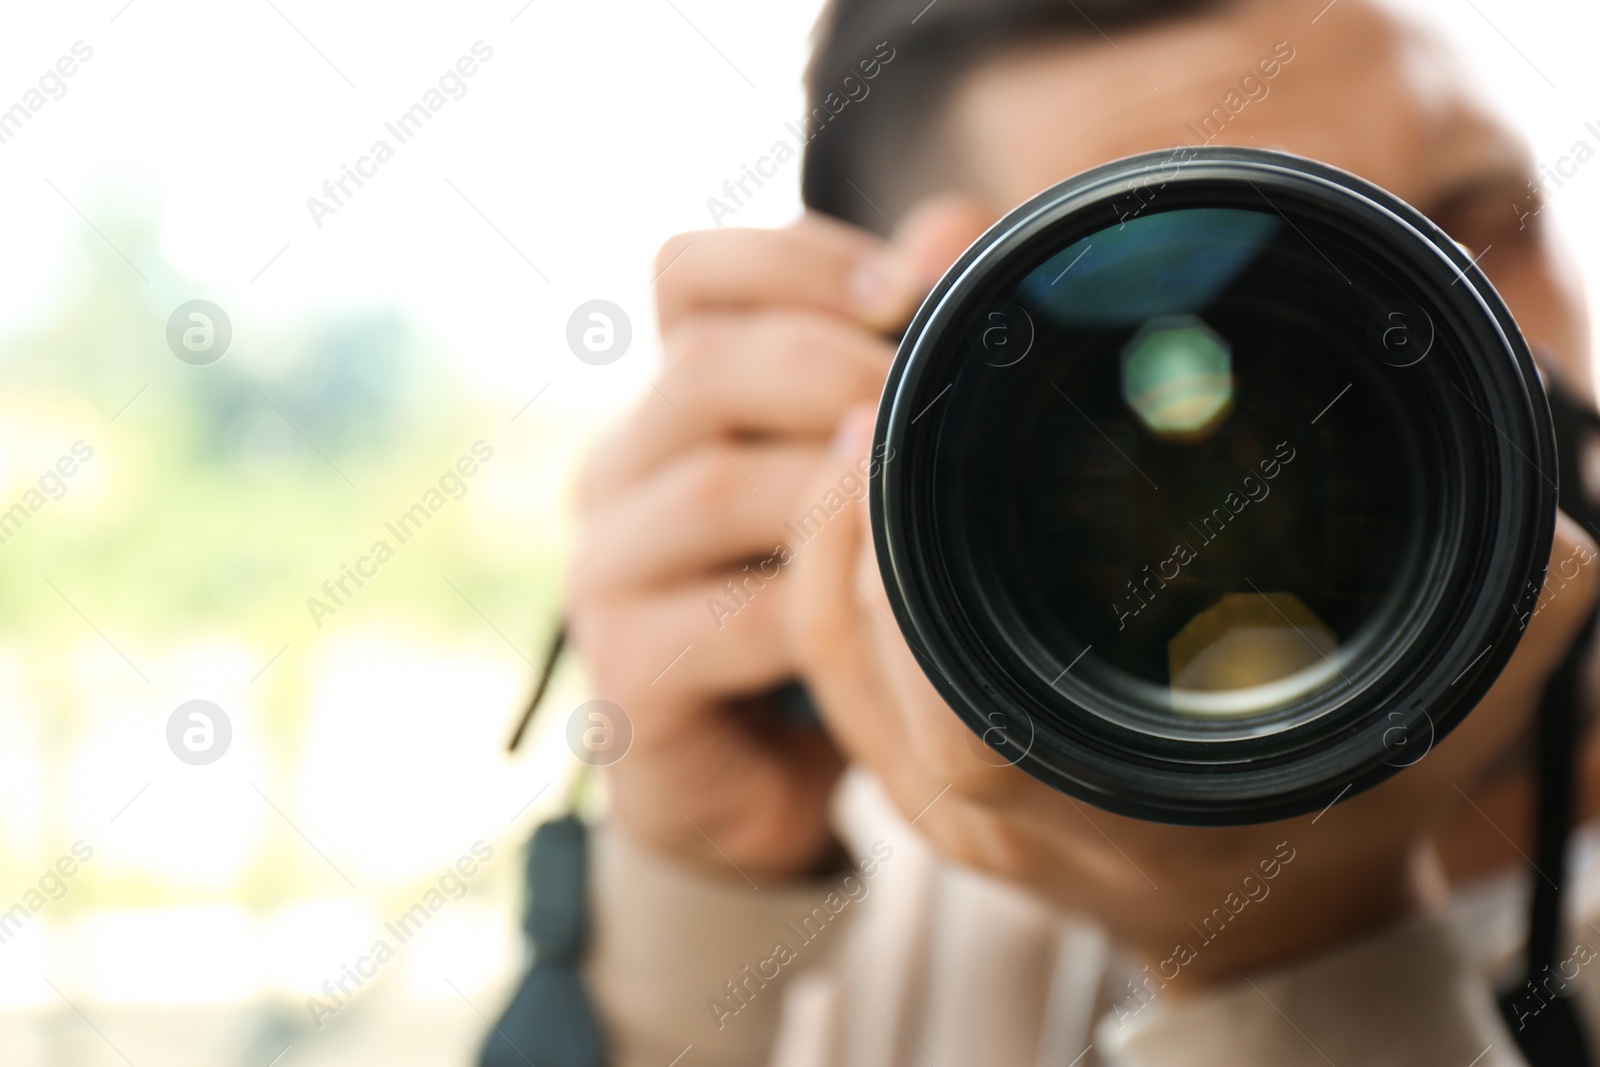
[948,0,1517,212]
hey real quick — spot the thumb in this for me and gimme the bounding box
[851,193,996,331]
[896,193,998,286]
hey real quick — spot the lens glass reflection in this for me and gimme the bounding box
[937,203,1433,731]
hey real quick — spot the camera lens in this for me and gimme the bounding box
[872,148,1556,824]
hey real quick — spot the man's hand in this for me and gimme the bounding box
[787,404,1600,988]
[564,212,934,883]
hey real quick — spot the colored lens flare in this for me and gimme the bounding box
[1168,591,1338,712]
[1120,315,1234,439]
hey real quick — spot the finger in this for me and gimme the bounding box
[654,215,920,335]
[805,472,1077,876]
[662,310,894,432]
[891,194,998,288]
[583,311,893,503]
[598,199,993,509]
[851,524,1041,806]
[785,408,958,816]
[785,408,903,761]
[572,570,795,718]
[570,443,821,597]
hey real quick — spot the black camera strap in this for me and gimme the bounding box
[478,813,605,1067]
[1500,607,1597,1065]
[1497,375,1600,1066]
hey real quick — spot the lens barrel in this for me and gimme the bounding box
[870,147,1557,825]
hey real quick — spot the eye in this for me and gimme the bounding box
[1428,179,1542,257]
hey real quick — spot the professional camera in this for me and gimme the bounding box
[870,146,1556,825]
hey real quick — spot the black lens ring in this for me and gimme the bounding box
[871,147,1556,825]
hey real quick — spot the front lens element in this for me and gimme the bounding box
[873,150,1554,822]
[944,204,1425,731]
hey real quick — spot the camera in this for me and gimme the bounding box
[869,146,1557,825]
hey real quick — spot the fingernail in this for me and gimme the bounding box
[831,406,876,457]
[850,250,914,323]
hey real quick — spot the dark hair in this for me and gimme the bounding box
[801,0,1228,232]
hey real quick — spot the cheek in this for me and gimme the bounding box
[1482,234,1590,390]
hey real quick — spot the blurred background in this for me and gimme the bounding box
[0,0,1597,1063]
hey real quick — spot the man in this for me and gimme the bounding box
[562,0,1600,1061]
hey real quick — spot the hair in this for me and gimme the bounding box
[801,0,1230,232]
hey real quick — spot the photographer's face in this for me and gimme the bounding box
[949,0,1590,392]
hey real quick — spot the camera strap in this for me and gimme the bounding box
[477,813,606,1067]
[1497,374,1600,1066]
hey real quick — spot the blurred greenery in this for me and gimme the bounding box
[0,201,572,914]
